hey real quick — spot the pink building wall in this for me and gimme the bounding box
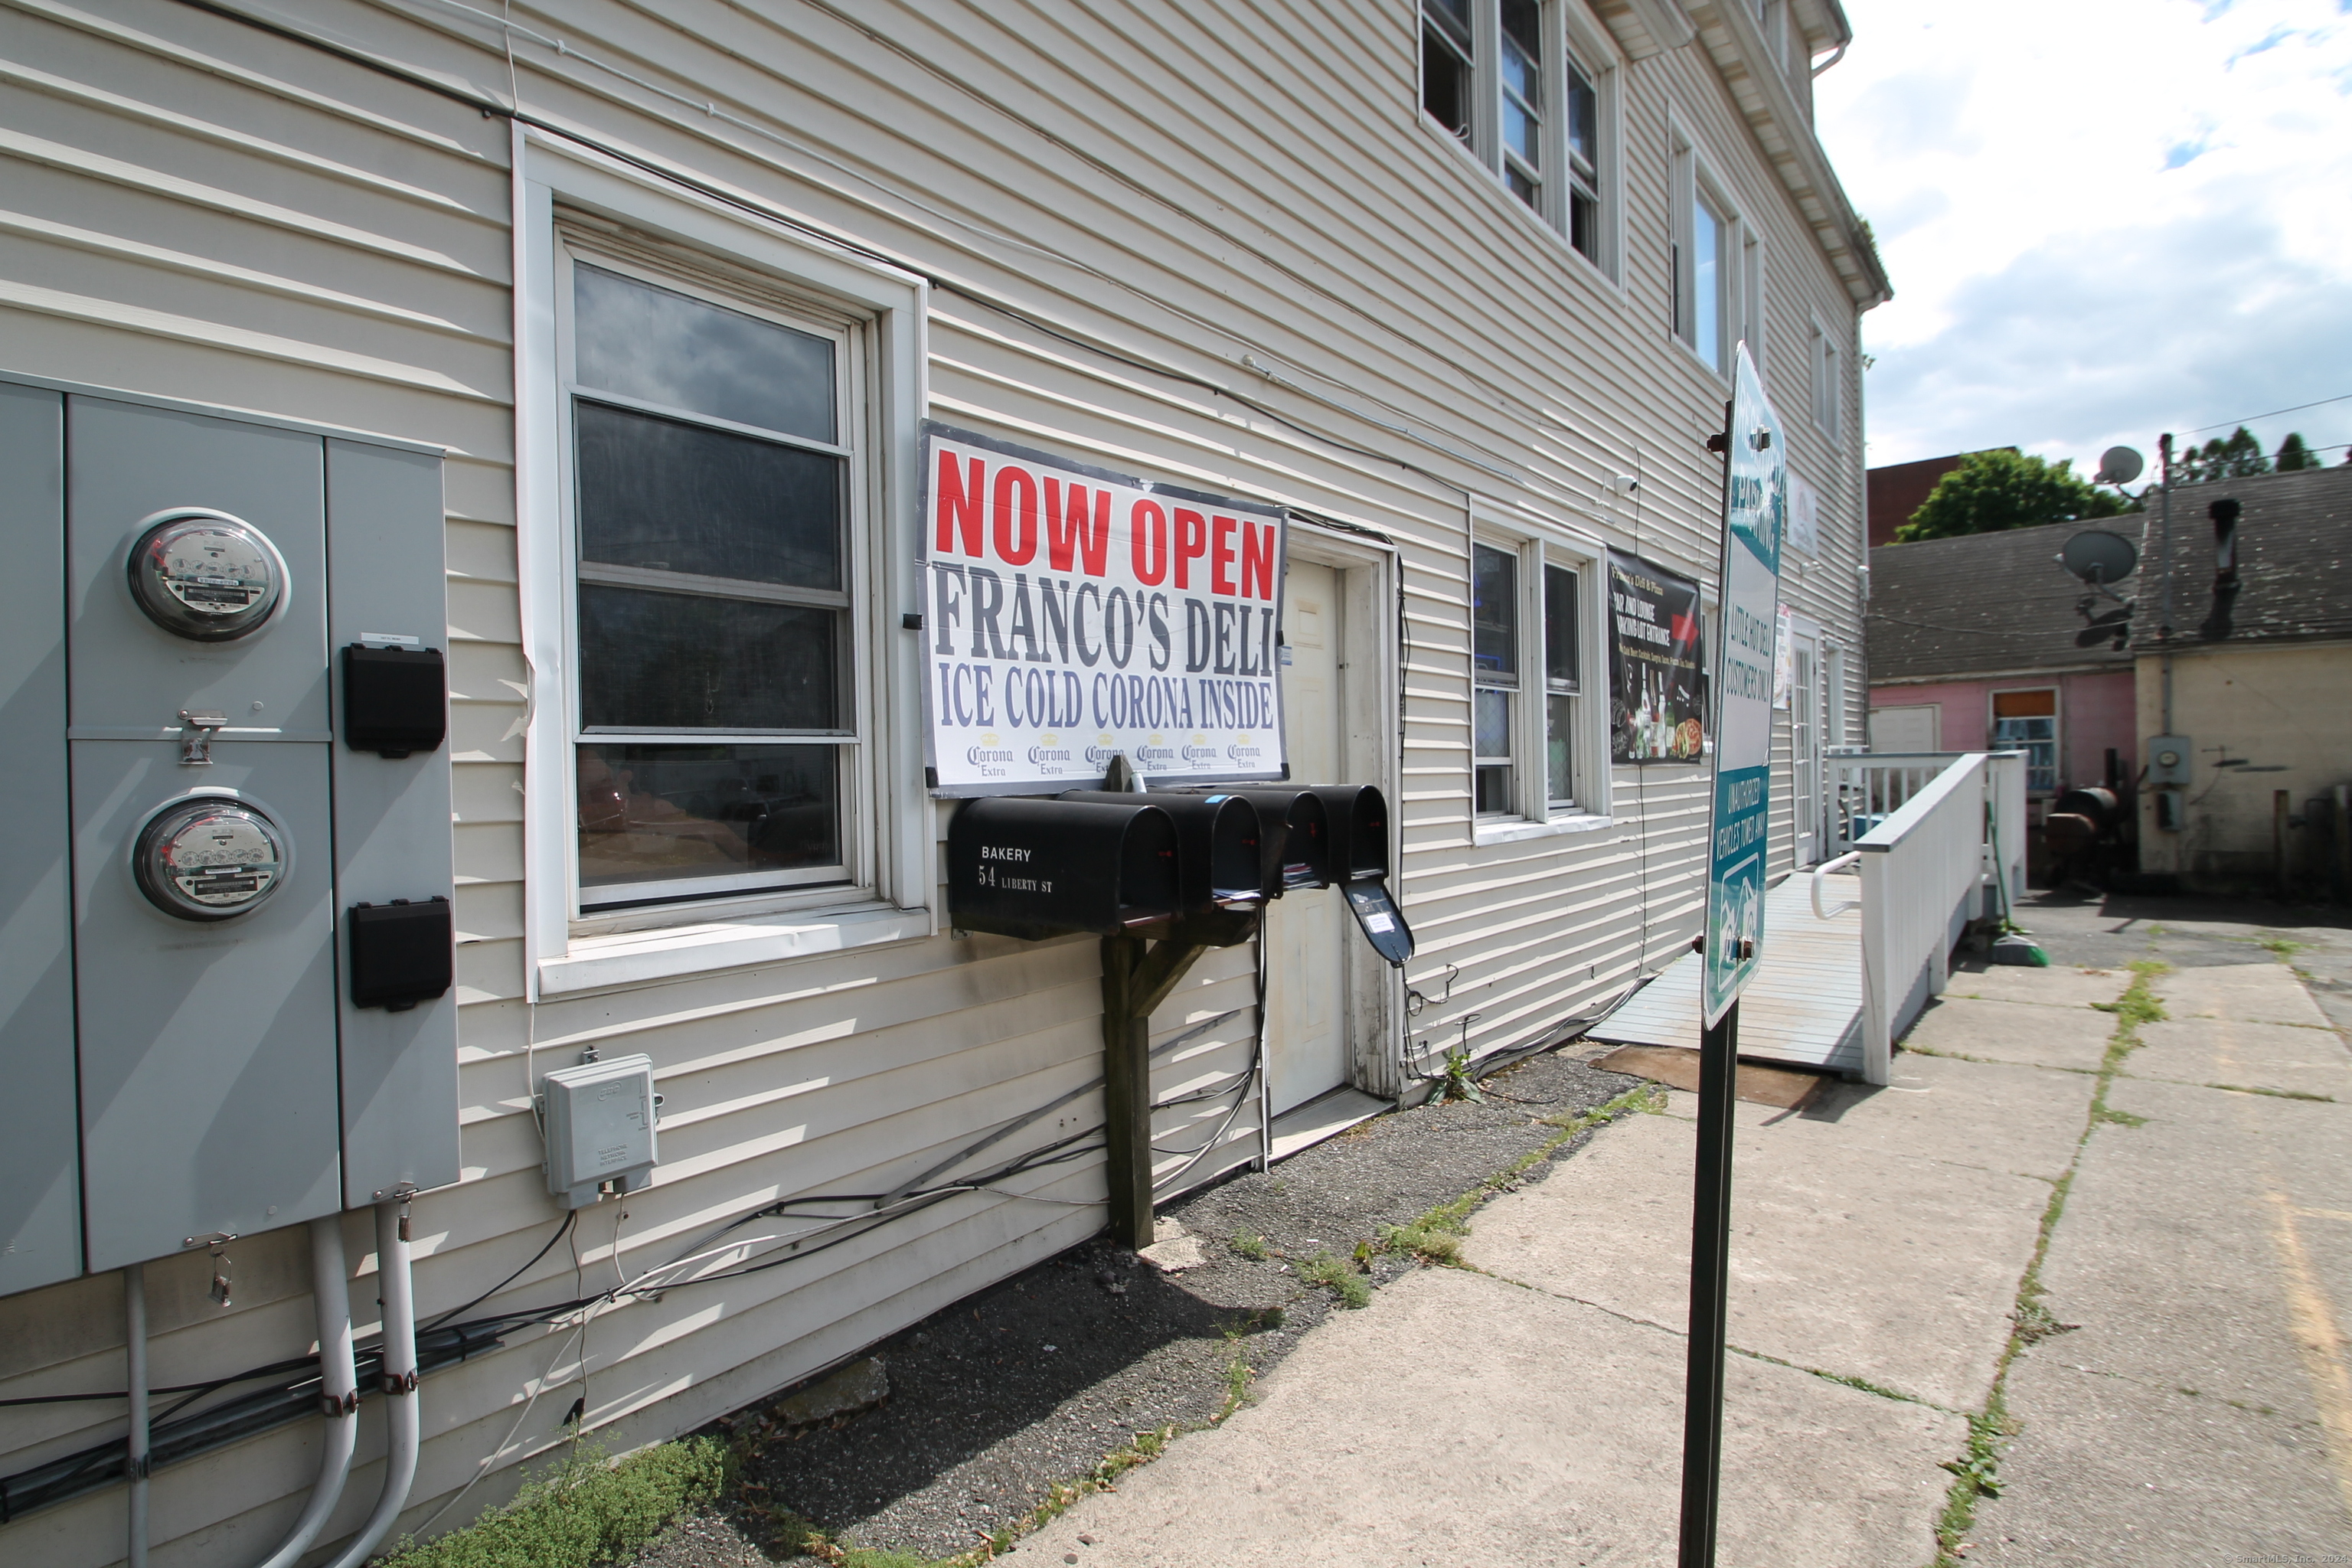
[1870,669,2137,795]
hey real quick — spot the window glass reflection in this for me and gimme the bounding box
[576,403,842,590]
[577,743,839,895]
[574,264,836,443]
[580,587,841,732]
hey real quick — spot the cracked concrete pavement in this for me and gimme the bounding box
[1003,897,2352,1568]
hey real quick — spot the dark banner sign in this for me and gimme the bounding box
[1607,550,1706,763]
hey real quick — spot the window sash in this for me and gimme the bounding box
[558,243,867,913]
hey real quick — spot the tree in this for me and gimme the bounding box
[2175,426,2268,485]
[1895,449,2130,542]
[2274,431,2319,471]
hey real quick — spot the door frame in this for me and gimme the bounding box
[1282,516,1404,1099]
[1788,613,1826,867]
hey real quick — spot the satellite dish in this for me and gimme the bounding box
[2094,446,2145,486]
[2060,529,2138,586]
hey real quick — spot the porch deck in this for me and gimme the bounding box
[1589,874,1867,1076]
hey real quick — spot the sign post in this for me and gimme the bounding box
[1678,344,1785,1568]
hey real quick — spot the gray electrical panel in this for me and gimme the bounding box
[0,384,79,1297]
[2,374,459,1292]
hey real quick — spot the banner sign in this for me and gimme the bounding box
[1786,470,1819,560]
[1607,550,1707,763]
[920,424,1288,795]
[1703,345,1788,1026]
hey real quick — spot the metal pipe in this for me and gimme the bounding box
[125,1263,149,1568]
[2158,433,2175,734]
[323,1200,420,1568]
[254,1216,360,1568]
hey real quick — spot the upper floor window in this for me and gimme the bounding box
[562,251,868,913]
[1811,318,1843,444]
[1671,135,1755,378]
[1421,0,1612,268]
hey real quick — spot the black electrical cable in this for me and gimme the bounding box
[0,1356,320,1410]
[420,1210,576,1333]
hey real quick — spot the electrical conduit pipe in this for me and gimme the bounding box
[322,1199,420,1568]
[252,1216,361,1568]
[125,1262,149,1568]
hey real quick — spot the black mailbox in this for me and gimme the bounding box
[1181,787,1332,900]
[1059,791,1263,917]
[948,797,1180,940]
[1308,785,1414,967]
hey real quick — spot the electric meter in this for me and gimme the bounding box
[132,795,291,920]
[125,508,288,642]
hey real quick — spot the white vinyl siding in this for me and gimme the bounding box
[0,2,1877,1561]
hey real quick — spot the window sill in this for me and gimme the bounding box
[538,901,931,996]
[1474,812,1616,846]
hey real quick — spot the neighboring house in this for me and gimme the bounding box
[1867,518,2141,806]
[2134,463,2352,895]
[1865,452,1966,546]
[0,3,1883,1563]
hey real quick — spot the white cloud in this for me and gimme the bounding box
[1815,0,2352,473]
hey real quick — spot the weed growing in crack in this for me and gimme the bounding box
[1936,957,2170,1566]
[1227,1231,1269,1260]
[1295,1250,1372,1308]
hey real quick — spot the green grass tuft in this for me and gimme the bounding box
[1227,1231,1269,1260]
[382,1438,725,1568]
[1295,1250,1372,1308]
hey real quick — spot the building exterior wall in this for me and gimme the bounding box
[0,2,1878,1562]
[1869,671,2136,794]
[2135,642,2352,892]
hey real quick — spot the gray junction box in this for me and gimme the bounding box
[0,376,459,1293]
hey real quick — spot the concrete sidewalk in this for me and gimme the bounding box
[1008,940,2352,1567]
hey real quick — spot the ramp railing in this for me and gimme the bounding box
[1851,751,2029,1084]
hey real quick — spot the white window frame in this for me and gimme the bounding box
[1468,505,1613,843]
[1810,313,1843,446]
[1418,0,1625,280]
[1990,686,2062,795]
[1670,124,1749,379]
[515,128,931,998]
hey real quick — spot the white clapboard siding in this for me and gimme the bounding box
[0,0,1877,1560]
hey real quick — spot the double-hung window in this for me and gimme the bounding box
[1472,543,1520,815]
[1472,534,1596,822]
[1671,134,1752,377]
[1811,318,1842,444]
[1991,690,2059,795]
[561,251,864,913]
[1420,0,1613,269]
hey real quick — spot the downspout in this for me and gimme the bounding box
[253,1217,361,1568]
[125,1263,149,1568]
[322,1198,420,1568]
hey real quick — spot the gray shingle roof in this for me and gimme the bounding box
[1867,518,2145,682]
[2142,463,2352,648]
[1867,464,2352,682]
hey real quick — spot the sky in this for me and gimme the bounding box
[1812,0,2352,478]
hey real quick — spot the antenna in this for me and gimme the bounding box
[2058,529,2139,588]
[2093,446,2145,487]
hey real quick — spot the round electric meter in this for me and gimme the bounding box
[124,509,288,642]
[132,796,290,921]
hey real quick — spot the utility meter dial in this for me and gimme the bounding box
[132,796,290,920]
[125,509,289,642]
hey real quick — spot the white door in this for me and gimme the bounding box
[1265,560,1351,1114]
[1792,635,1821,866]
